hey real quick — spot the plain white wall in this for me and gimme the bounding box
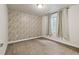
[0,4,8,55]
[42,16,48,36]
[68,5,79,44]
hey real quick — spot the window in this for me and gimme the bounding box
[51,13,57,34]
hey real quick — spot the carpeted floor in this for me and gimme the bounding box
[5,38,79,55]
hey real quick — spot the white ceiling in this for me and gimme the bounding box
[7,4,72,16]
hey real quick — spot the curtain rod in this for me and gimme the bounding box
[47,6,70,16]
[45,5,74,16]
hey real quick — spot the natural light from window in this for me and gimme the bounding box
[51,13,57,34]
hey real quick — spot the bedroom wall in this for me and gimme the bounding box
[0,4,8,54]
[68,5,79,44]
[8,9,42,41]
[42,16,48,36]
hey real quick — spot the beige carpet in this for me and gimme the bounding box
[5,38,79,55]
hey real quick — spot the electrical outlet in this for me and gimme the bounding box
[0,43,3,47]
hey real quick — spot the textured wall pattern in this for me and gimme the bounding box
[8,10,42,41]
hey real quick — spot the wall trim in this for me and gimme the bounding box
[43,36,79,48]
[8,36,43,44]
[8,35,79,48]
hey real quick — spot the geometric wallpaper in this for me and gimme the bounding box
[8,9,42,41]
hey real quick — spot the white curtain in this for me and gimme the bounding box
[57,8,69,40]
[48,15,52,36]
[58,10,63,38]
[62,8,69,40]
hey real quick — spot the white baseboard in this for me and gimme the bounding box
[8,35,79,48]
[8,36,43,44]
[43,36,79,48]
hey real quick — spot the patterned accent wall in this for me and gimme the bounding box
[8,10,42,41]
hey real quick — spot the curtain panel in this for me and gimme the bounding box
[57,8,69,40]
